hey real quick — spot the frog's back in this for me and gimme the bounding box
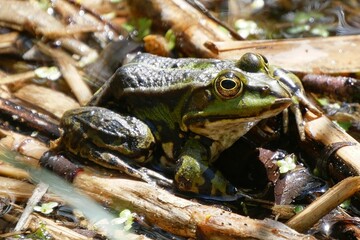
[113,53,236,90]
[89,53,236,106]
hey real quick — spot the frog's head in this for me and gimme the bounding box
[181,53,292,141]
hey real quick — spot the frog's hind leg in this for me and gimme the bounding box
[83,147,154,183]
[58,106,156,182]
[174,139,237,197]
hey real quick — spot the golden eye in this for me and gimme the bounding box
[214,71,243,99]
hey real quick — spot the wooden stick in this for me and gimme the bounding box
[304,114,360,177]
[287,176,360,232]
[76,174,311,239]
[283,114,360,232]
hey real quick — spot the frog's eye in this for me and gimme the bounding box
[237,53,269,73]
[214,71,243,99]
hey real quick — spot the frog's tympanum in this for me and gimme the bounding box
[58,53,320,197]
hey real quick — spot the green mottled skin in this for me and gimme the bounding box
[59,53,299,197]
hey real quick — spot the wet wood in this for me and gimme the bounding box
[287,176,360,233]
[304,113,360,178]
[207,35,360,73]
[0,0,99,63]
[283,113,360,232]
[127,0,234,58]
[52,0,120,39]
[302,74,360,102]
[0,130,313,240]
[0,0,99,38]
[0,97,61,138]
[0,164,30,180]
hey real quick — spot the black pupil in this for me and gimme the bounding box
[221,79,236,89]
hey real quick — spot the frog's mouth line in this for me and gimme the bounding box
[272,98,293,107]
[187,97,292,122]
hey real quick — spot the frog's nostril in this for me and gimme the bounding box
[260,85,270,97]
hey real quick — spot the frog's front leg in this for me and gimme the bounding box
[57,107,155,182]
[174,139,237,196]
[272,67,322,140]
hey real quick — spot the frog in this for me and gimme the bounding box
[56,52,318,197]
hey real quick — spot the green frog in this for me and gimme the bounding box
[57,52,318,197]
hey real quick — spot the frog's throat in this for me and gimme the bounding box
[188,119,259,160]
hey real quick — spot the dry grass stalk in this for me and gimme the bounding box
[14,182,49,232]
[36,43,92,106]
[0,163,30,180]
[0,175,62,204]
[0,71,36,85]
[14,84,80,119]
[0,32,20,54]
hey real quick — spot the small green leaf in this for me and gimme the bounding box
[335,121,352,131]
[119,209,132,219]
[111,209,134,231]
[294,205,304,213]
[286,24,310,35]
[316,97,329,106]
[34,202,59,215]
[276,154,297,174]
[122,18,152,40]
[310,25,329,37]
[340,199,351,209]
[165,29,176,51]
[122,23,135,33]
[234,19,262,39]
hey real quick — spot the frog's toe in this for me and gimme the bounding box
[174,156,236,197]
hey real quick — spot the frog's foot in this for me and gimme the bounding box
[174,155,237,196]
[287,97,322,141]
[61,107,155,162]
[64,137,154,183]
[89,149,154,183]
[290,103,306,141]
[59,107,156,182]
[272,68,322,140]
